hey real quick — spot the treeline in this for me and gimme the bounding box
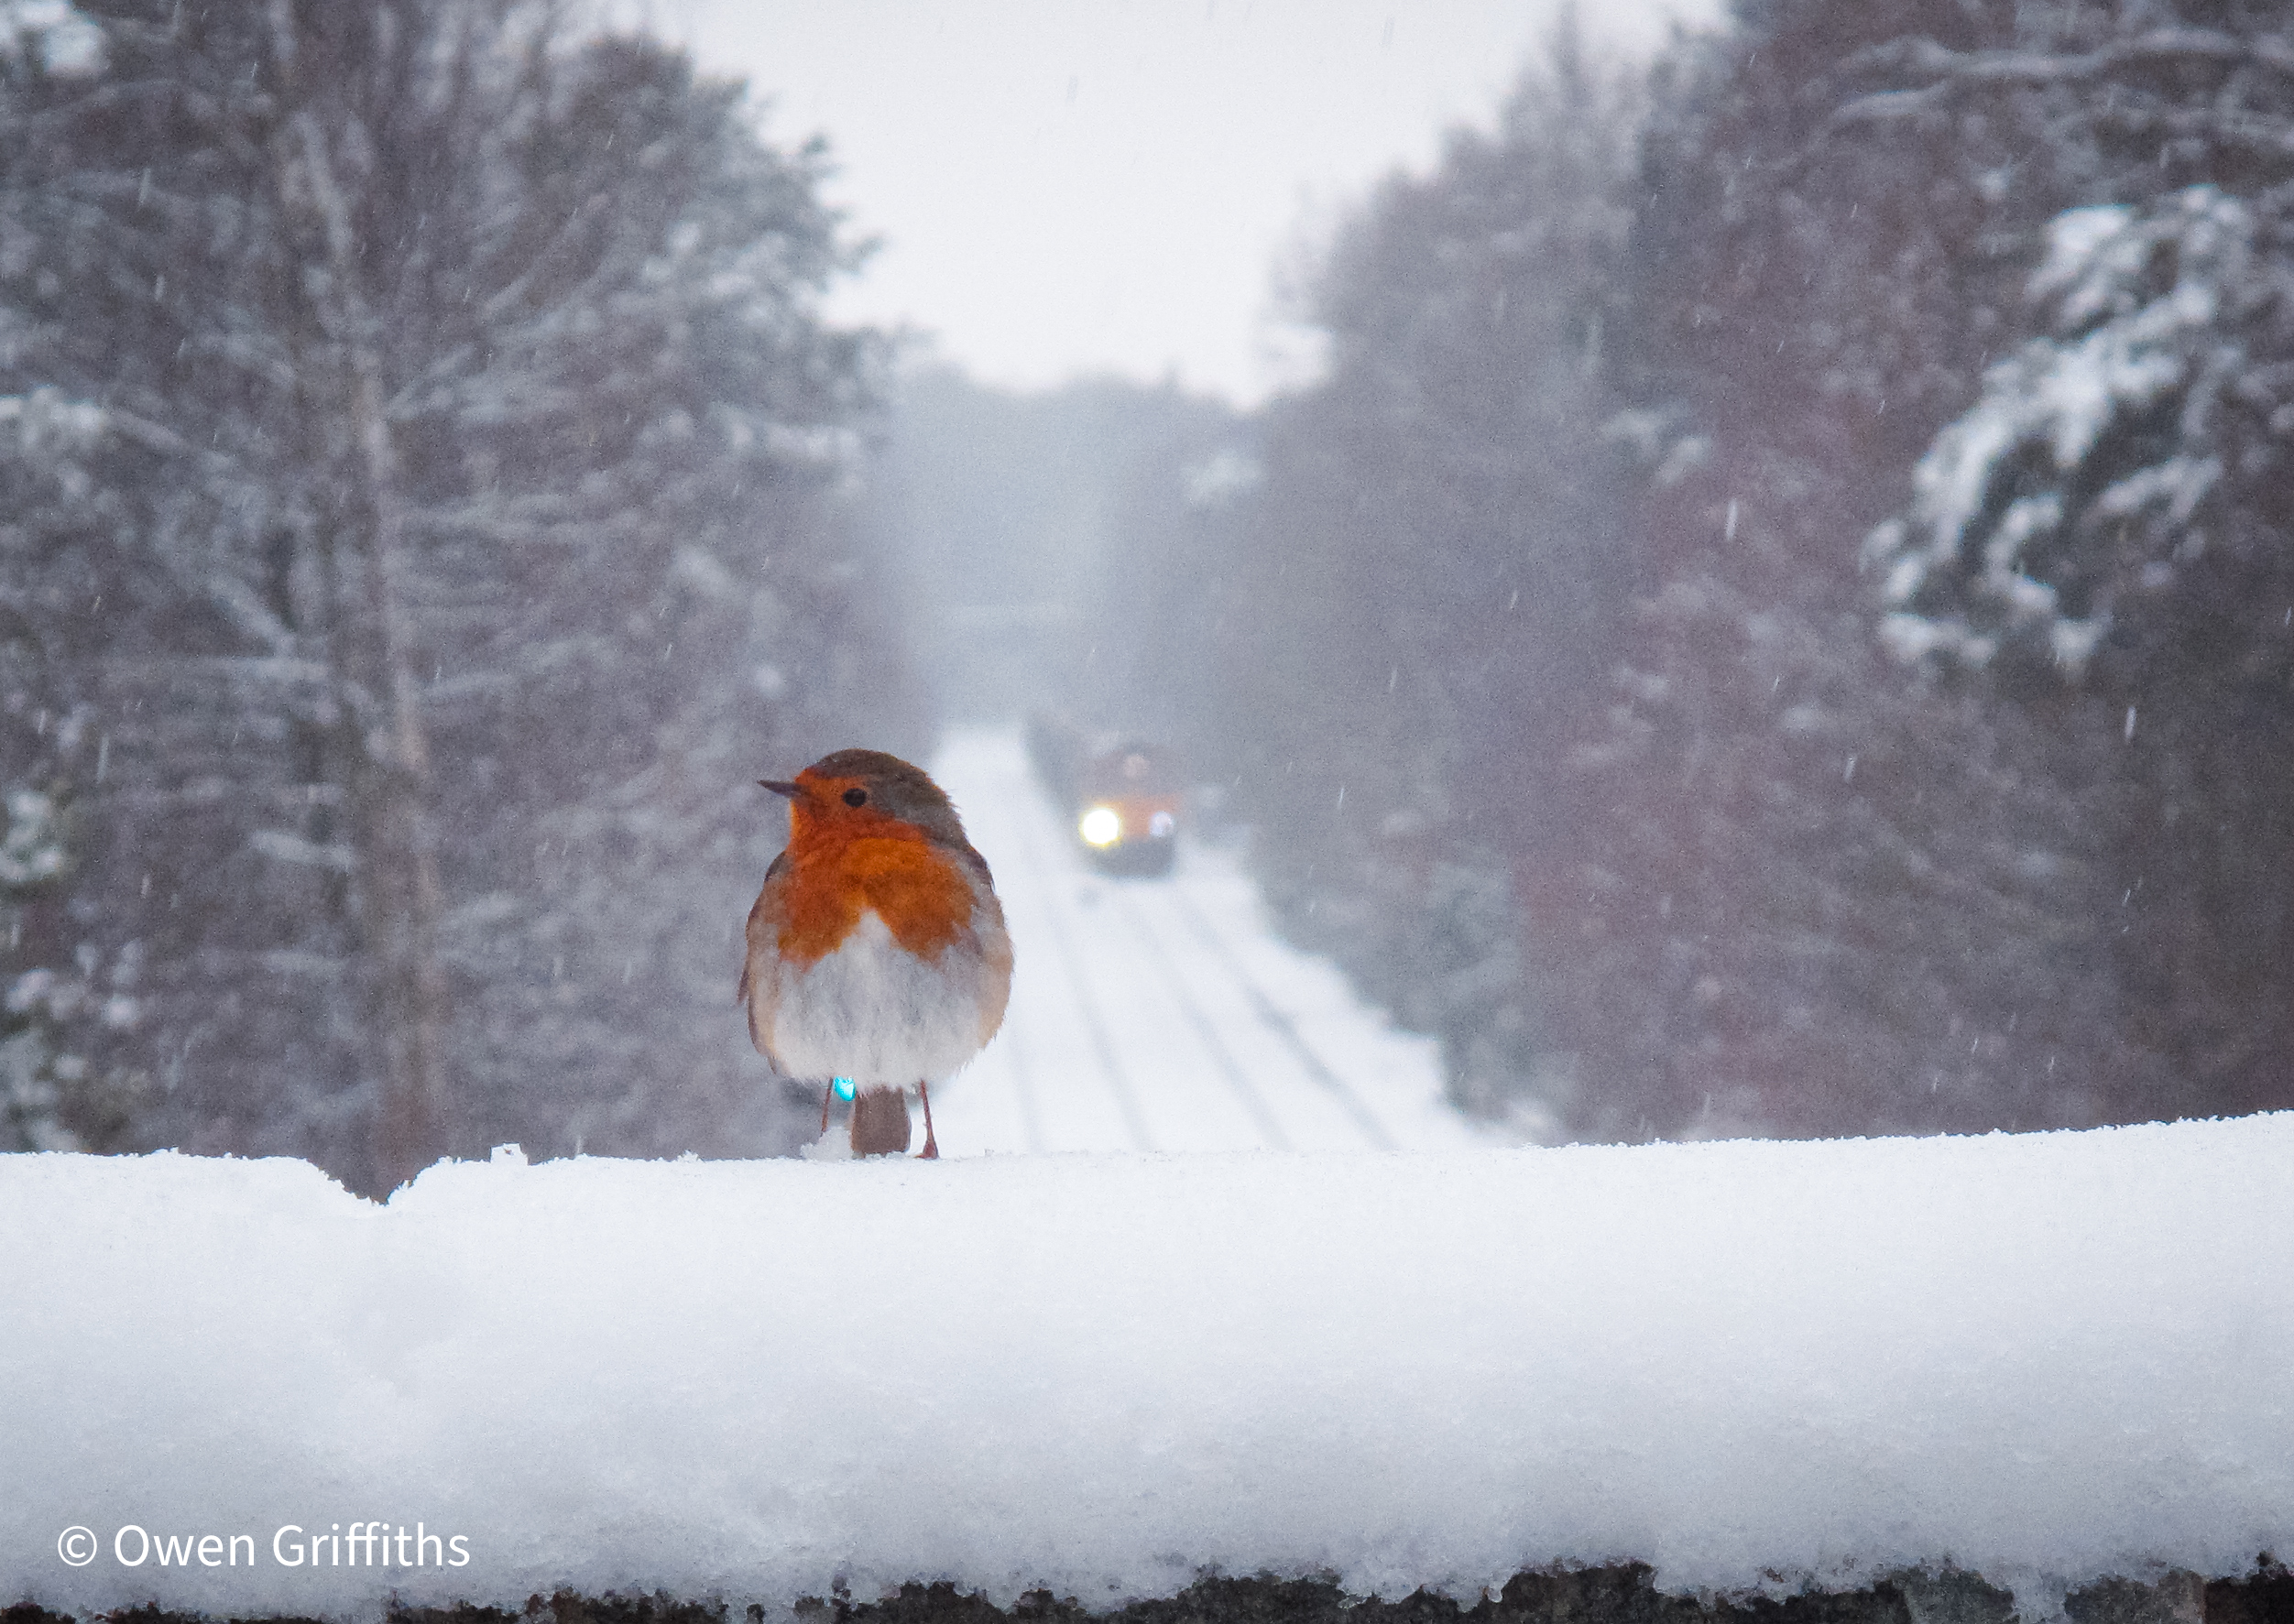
[856,367,1240,730]
[1137,0,2294,1139]
[0,2,916,1191]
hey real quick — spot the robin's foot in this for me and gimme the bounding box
[918,1138,939,1160]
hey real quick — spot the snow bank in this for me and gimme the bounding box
[5,1117,2291,1620]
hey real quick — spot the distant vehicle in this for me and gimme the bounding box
[1024,714,1186,877]
[1073,741,1184,876]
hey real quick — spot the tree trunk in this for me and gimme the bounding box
[268,6,449,1194]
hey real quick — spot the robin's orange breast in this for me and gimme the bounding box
[777,827,978,967]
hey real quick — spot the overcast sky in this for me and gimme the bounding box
[627,1,1720,406]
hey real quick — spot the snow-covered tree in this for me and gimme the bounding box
[1205,23,1644,1129]
[1,777,77,1150]
[1834,7,2294,692]
[1868,191,2291,684]
[0,2,899,1189]
[368,28,902,1171]
[1210,0,2293,1141]
[0,388,154,1153]
[1852,6,2294,1120]
[1297,0,2178,1144]
[1521,0,2144,1143]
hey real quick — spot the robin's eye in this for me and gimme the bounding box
[842,788,868,808]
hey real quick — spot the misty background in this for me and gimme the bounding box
[5,0,2291,1194]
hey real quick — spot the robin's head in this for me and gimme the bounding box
[760,749,967,846]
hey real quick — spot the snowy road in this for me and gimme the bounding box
[921,728,1486,1155]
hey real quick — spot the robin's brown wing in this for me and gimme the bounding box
[959,842,1014,1046]
[741,852,792,1065]
[737,851,790,1003]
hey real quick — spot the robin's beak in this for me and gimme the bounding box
[758,779,803,799]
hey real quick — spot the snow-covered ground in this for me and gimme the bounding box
[5,1115,2291,1620]
[920,728,1486,1157]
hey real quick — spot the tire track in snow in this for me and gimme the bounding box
[1162,884,1398,1151]
[1101,883,1294,1150]
[999,795,1160,1154]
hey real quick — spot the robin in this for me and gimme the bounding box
[739,749,1013,1159]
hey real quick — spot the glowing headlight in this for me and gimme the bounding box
[1079,805,1122,847]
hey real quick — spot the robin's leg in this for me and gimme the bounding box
[917,1079,940,1160]
[820,1083,832,1136]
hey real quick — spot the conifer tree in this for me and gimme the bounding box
[1207,25,1644,1126]
[1854,6,2294,1118]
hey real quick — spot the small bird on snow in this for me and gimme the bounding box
[739,749,1012,1158]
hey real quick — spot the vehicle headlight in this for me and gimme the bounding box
[1078,805,1122,847]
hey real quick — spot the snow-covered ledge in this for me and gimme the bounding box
[5,1117,2289,1621]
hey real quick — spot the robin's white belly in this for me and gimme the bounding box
[765,910,990,1085]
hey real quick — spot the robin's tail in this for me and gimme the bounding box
[848,1085,912,1156]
